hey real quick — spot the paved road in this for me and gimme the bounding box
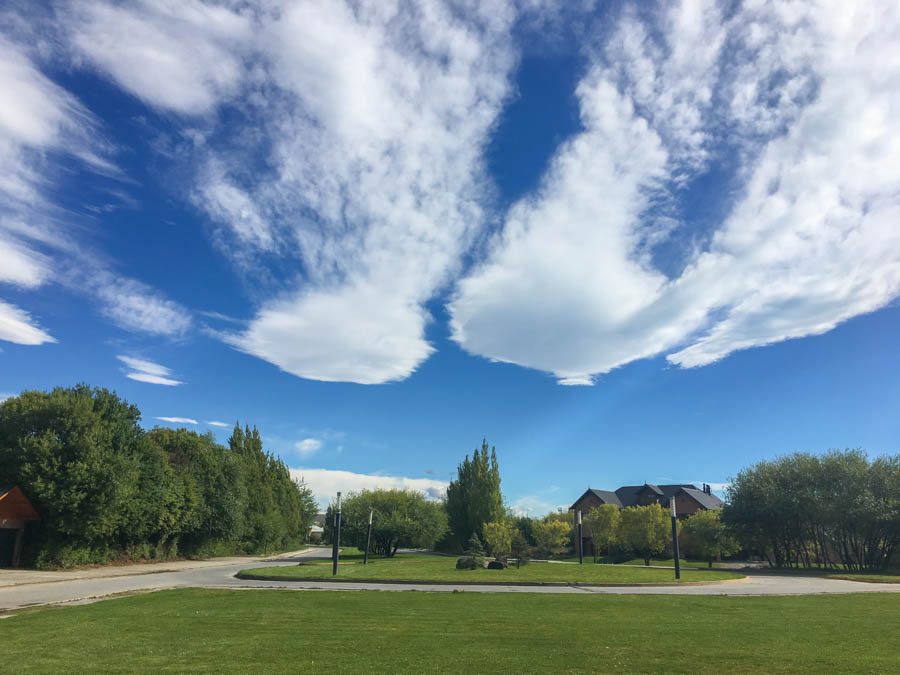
[1,549,898,612]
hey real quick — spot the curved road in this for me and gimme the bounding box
[1,549,898,612]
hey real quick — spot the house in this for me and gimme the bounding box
[569,483,724,556]
[0,485,40,568]
[570,482,723,518]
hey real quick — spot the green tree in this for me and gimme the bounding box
[682,509,738,567]
[324,489,448,557]
[584,504,620,560]
[531,519,570,557]
[617,504,670,566]
[723,449,900,570]
[444,439,504,549]
[482,520,514,558]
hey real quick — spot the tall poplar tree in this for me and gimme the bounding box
[445,438,504,549]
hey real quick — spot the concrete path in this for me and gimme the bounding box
[1,549,898,612]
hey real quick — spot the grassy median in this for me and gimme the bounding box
[239,554,744,584]
[4,589,899,673]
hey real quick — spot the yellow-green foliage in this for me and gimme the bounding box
[617,504,670,564]
[532,519,570,555]
[584,504,620,554]
[681,509,738,566]
[482,520,515,557]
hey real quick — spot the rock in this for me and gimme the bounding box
[487,560,508,570]
[456,557,477,570]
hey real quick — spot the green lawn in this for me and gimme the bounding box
[240,555,743,584]
[826,572,900,584]
[4,589,899,673]
[555,555,736,568]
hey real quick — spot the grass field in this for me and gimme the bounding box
[240,554,744,584]
[4,589,899,673]
[825,572,900,583]
[555,555,737,568]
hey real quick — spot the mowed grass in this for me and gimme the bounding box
[826,572,900,584]
[241,555,743,583]
[4,589,899,673]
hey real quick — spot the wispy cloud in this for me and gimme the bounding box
[294,438,323,458]
[0,300,56,345]
[450,1,900,384]
[205,420,230,428]
[117,355,184,386]
[155,416,198,425]
[290,468,448,508]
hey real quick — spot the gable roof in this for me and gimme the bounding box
[571,483,724,512]
[569,488,624,511]
[679,486,725,510]
[0,484,40,521]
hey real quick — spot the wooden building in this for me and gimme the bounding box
[0,485,39,568]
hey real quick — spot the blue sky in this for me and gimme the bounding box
[2,1,899,513]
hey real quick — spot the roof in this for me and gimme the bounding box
[569,488,624,510]
[572,483,725,512]
[614,484,697,507]
[679,487,725,510]
[0,484,40,521]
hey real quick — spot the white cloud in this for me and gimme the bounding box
[191,0,518,384]
[155,416,198,425]
[0,392,14,402]
[295,438,323,457]
[510,494,568,518]
[63,0,254,115]
[205,420,230,428]
[0,299,55,345]
[0,31,191,343]
[451,0,900,383]
[97,277,191,337]
[0,236,51,288]
[117,355,184,386]
[290,468,448,507]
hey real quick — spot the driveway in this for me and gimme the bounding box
[1,550,898,612]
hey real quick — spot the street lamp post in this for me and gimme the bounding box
[364,508,373,565]
[577,510,583,565]
[670,499,681,580]
[332,491,342,576]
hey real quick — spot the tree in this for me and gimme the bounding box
[584,504,620,560]
[681,509,738,567]
[0,386,160,566]
[482,520,514,558]
[723,450,900,570]
[324,489,448,557]
[617,504,670,566]
[444,439,504,549]
[531,519,570,557]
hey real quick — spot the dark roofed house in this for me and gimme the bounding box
[569,482,724,556]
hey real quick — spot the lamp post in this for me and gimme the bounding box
[670,499,681,580]
[364,508,373,565]
[577,510,584,565]
[332,491,342,576]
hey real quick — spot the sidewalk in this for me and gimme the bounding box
[0,548,312,588]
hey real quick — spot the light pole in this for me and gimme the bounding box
[364,508,373,565]
[577,510,584,564]
[670,499,681,580]
[332,491,342,576]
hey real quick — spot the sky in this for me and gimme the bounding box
[1,0,899,513]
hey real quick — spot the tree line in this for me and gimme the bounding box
[0,385,317,569]
[324,443,898,572]
[722,449,900,570]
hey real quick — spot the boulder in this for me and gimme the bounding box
[487,560,508,570]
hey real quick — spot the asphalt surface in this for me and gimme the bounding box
[1,548,898,612]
